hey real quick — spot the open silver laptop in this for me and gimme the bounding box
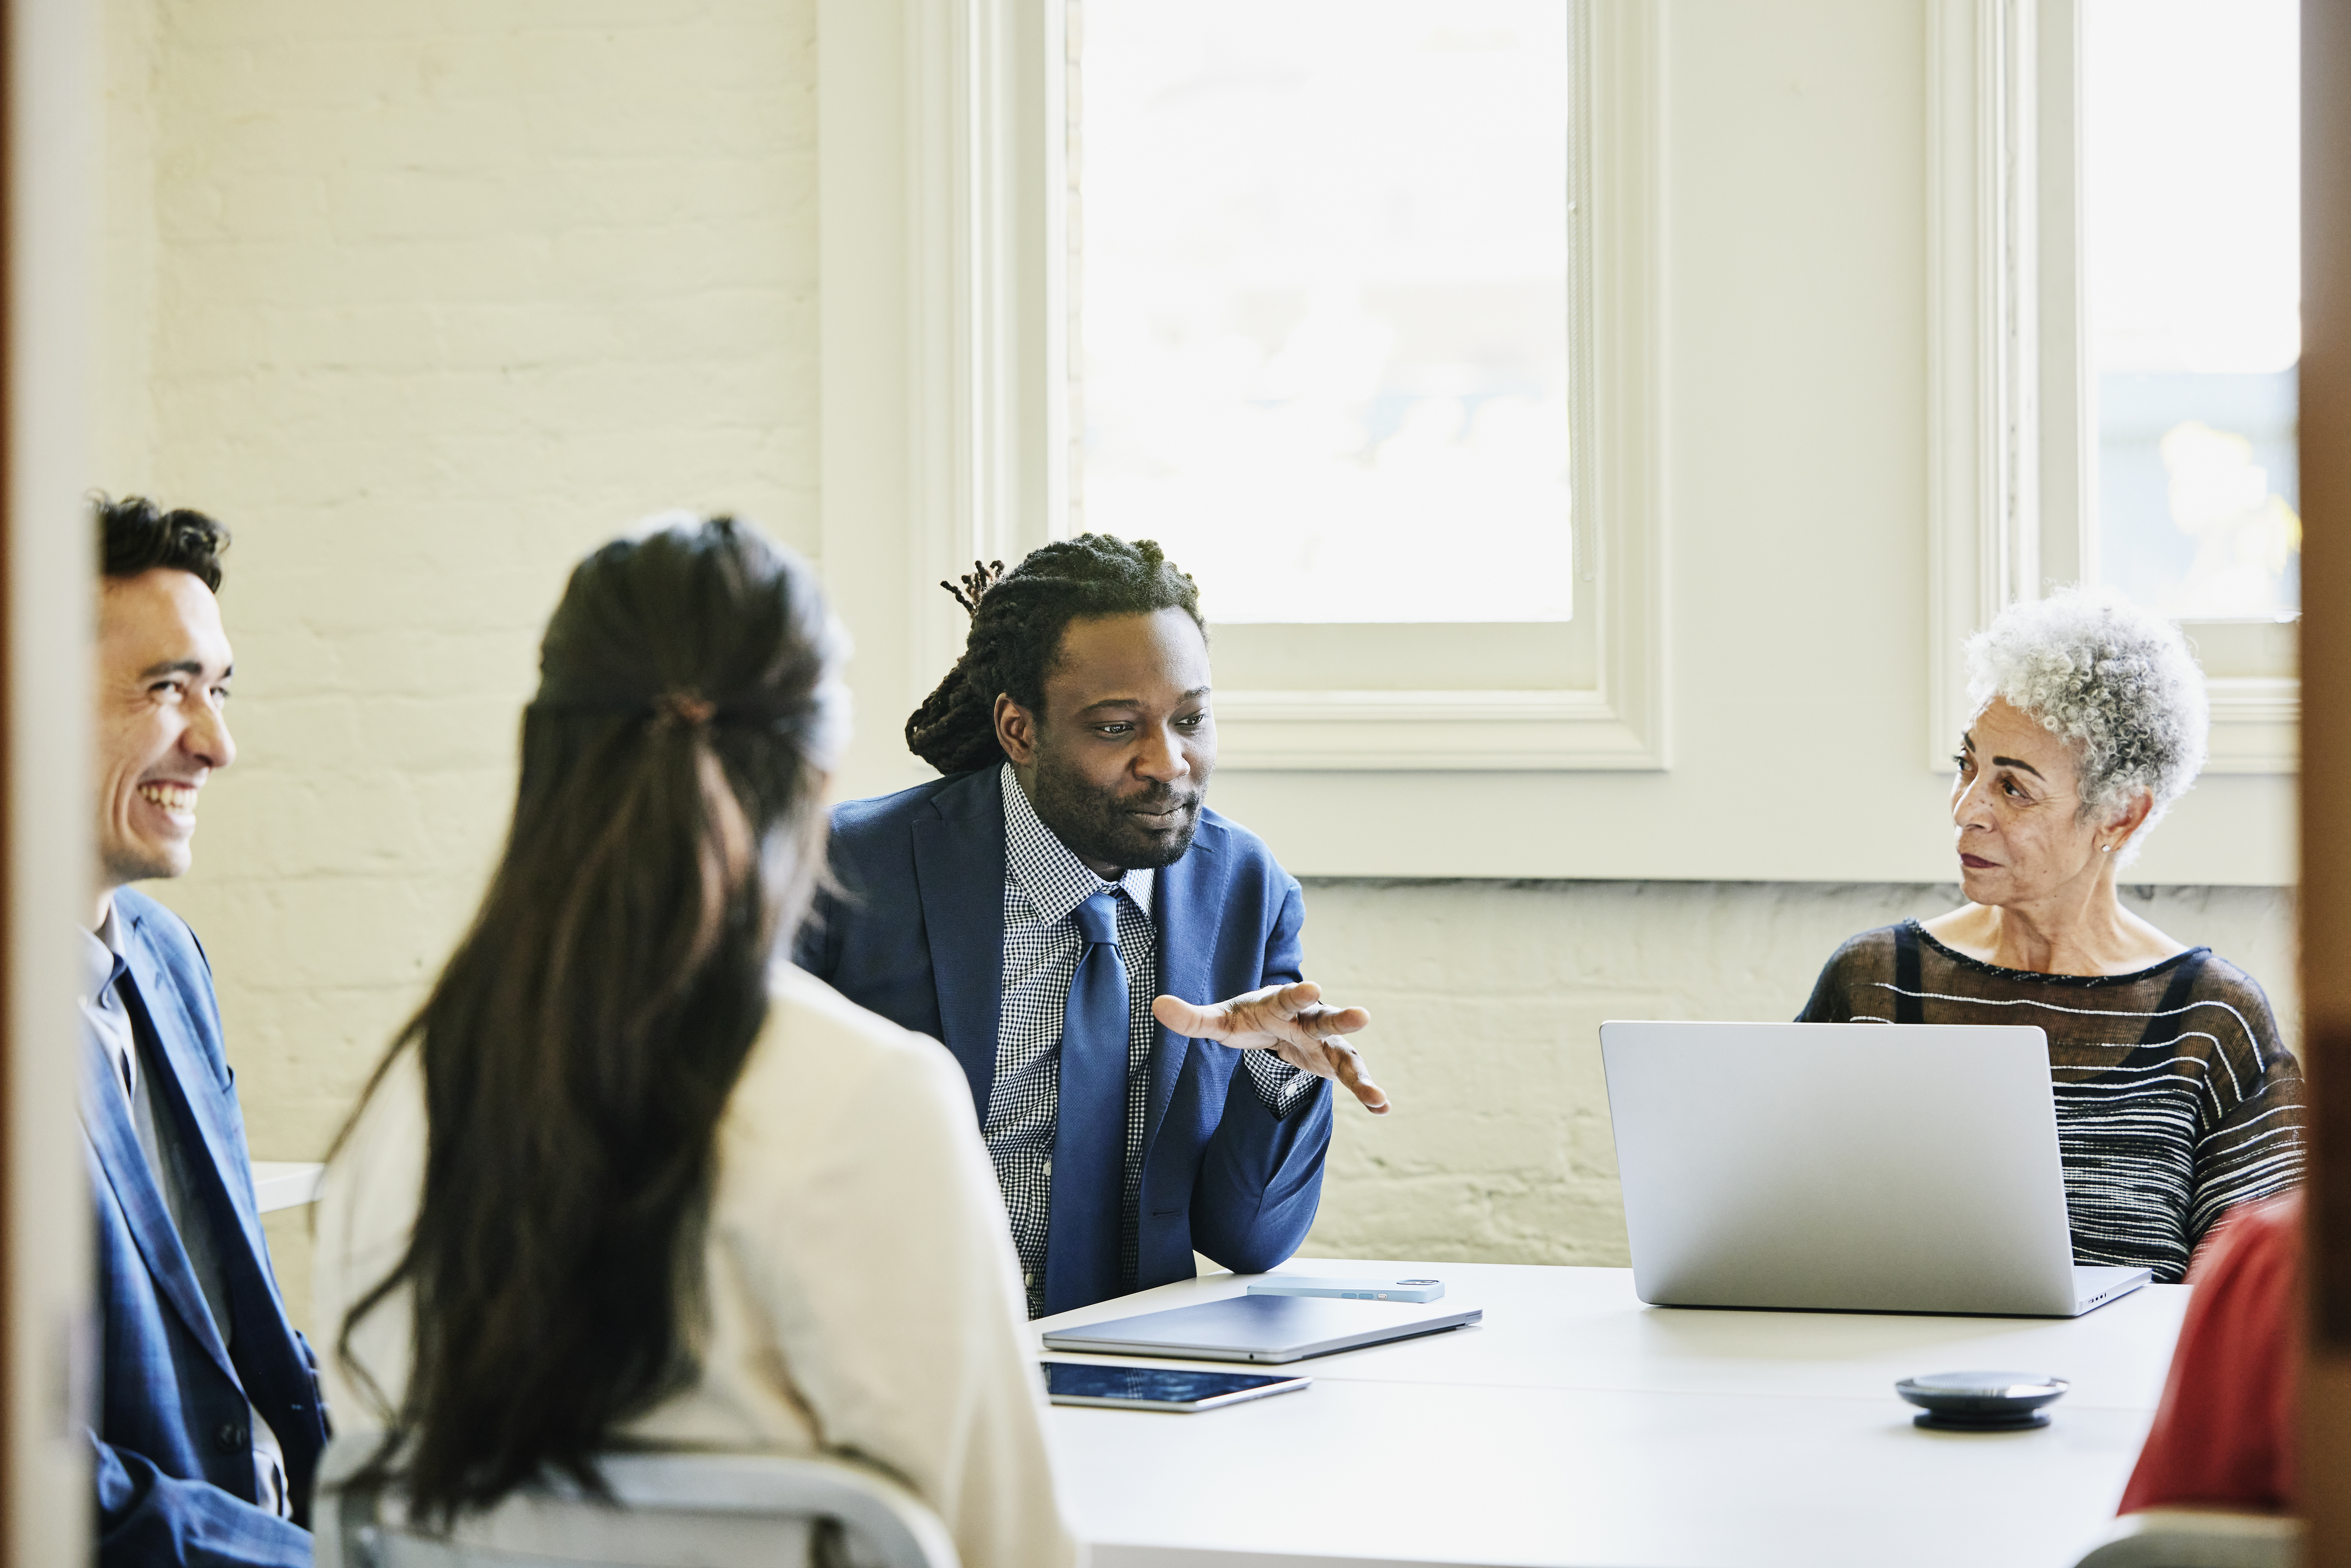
[1599,1021,2150,1317]
[1041,1293,1482,1363]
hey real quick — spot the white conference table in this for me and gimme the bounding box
[250,1161,324,1214]
[1035,1259,2189,1568]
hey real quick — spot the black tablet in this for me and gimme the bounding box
[1042,1361,1311,1412]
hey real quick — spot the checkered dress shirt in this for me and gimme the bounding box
[991,764,1313,1317]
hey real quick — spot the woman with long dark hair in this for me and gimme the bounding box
[312,517,1077,1567]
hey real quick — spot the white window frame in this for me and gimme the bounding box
[1926,0,2298,777]
[819,0,1668,791]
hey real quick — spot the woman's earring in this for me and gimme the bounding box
[2100,844,2113,853]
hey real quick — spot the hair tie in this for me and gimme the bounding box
[652,689,716,730]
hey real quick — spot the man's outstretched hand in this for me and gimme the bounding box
[1151,982,1388,1115]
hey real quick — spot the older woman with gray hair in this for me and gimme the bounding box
[1800,587,2302,1283]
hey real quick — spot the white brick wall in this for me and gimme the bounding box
[1295,879,2298,1267]
[95,3,2301,1334]
[101,0,821,1325]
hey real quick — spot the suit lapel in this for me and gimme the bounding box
[1146,822,1227,1164]
[77,1033,240,1389]
[118,915,276,1275]
[912,770,1009,1113]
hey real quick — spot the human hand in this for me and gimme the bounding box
[1151,982,1388,1114]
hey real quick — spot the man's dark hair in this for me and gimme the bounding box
[94,494,230,592]
[905,532,1204,774]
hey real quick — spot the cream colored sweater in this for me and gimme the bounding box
[313,963,1082,1568]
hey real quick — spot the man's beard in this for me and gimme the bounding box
[1025,749,1206,873]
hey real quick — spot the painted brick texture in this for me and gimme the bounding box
[104,0,821,1324]
[1294,879,2298,1267]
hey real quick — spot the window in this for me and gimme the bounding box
[2082,0,2298,624]
[824,0,2272,877]
[819,0,1661,857]
[1059,0,1662,771]
[1073,1,1573,625]
[1928,0,2298,774]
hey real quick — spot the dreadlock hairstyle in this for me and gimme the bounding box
[334,515,848,1524]
[905,533,1204,774]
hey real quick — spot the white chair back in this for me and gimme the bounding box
[2071,1508,2300,1568]
[312,1436,961,1568]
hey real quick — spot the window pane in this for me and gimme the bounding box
[2084,0,2299,620]
[1074,1,1572,624]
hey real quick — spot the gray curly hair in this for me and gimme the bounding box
[1962,587,2209,851]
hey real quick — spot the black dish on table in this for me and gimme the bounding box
[1894,1370,2070,1431]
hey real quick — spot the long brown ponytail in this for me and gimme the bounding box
[336,516,846,1522]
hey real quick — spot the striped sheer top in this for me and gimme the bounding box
[1798,920,2304,1283]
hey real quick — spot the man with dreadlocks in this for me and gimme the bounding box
[797,534,1384,1317]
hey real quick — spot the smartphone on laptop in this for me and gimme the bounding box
[1600,1020,2150,1317]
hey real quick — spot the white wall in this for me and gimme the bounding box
[816,0,2299,887]
[1295,878,2298,1266]
[99,0,821,1327]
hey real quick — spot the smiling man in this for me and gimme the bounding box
[798,535,1384,1316]
[82,499,325,1566]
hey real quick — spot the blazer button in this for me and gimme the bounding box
[214,1421,249,1454]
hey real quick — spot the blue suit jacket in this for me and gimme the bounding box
[795,769,1334,1293]
[82,889,326,1568]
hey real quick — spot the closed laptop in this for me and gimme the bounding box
[1041,1293,1482,1363]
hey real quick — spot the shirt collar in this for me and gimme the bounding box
[999,762,1155,927]
[80,903,128,1009]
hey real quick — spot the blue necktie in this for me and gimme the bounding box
[1043,890,1130,1315]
